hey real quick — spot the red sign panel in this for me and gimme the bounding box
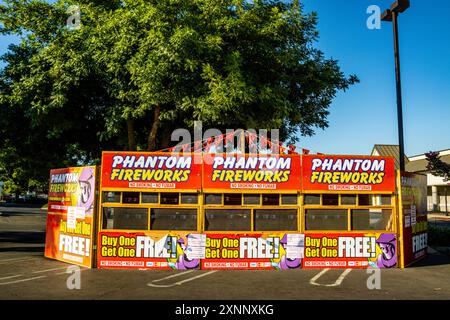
[101,152,201,190]
[400,172,428,266]
[302,155,395,192]
[202,154,301,191]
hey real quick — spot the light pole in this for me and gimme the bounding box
[381,0,410,172]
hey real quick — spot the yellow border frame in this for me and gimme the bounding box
[93,152,404,267]
[397,169,406,268]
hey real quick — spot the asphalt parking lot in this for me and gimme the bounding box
[1,205,450,300]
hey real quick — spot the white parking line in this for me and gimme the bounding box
[148,270,218,288]
[0,274,23,281]
[153,270,195,283]
[175,271,218,285]
[0,275,46,286]
[309,268,352,287]
[0,253,41,258]
[0,258,36,265]
[32,267,70,274]
[0,265,85,283]
[332,269,352,286]
[55,268,88,275]
[0,257,36,262]
[309,268,330,285]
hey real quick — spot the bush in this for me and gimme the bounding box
[428,225,450,247]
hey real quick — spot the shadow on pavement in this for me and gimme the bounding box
[0,246,44,253]
[0,231,45,253]
[0,203,45,209]
[408,248,450,268]
[0,209,45,216]
[0,231,45,244]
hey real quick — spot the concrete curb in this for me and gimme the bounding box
[428,214,450,220]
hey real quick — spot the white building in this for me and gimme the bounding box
[371,145,450,213]
[407,149,450,212]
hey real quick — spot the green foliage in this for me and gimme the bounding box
[426,151,450,181]
[428,225,450,247]
[0,0,358,192]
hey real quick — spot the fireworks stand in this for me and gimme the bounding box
[44,136,428,270]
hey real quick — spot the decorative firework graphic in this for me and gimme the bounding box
[44,166,96,268]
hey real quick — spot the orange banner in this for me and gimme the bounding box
[45,166,96,268]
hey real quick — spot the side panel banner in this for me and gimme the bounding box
[45,166,96,268]
[302,233,397,268]
[201,233,304,270]
[101,152,201,191]
[302,155,396,192]
[202,154,301,191]
[401,172,428,266]
[97,231,203,269]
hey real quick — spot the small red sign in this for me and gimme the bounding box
[302,155,396,192]
[101,152,201,190]
[202,154,301,191]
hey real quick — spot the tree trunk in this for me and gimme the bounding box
[127,119,136,151]
[147,104,161,151]
[160,126,172,149]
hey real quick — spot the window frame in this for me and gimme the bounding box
[350,208,394,231]
[99,191,201,232]
[304,208,349,231]
[102,206,150,231]
[204,208,252,232]
[204,193,223,206]
[102,191,122,204]
[150,207,199,231]
[302,192,396,232]
[202,193,300,232]
[253,208,298,231]
[98,190,395,233]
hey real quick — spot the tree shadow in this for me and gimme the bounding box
[407,247,450,267]
[0,246,44,253]
[0,231,45,244]
[0,210,44,216]
[0,231,46,254]
[0,203,46,209]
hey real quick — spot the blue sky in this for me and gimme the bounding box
[299,0,450,156]
[0,0,449,156]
